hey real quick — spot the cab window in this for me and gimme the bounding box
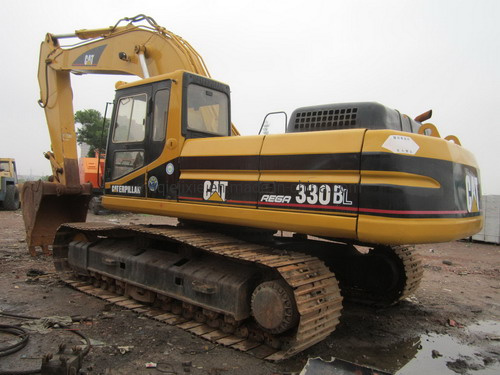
[0,161,10,172]
[112,150,144,180]
[153,89,170,142]
[113,94,147,142]
[187,84,229,136]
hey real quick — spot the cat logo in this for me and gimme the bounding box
[203,181,228,201]
[72,45,106,67]
[465,170,480,213]
[84,54,95,66]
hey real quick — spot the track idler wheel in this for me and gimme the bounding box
[251,280,299,334]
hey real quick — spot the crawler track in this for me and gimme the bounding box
[392,245,423,301]
[53,222,343,360]
[331,244,424,306]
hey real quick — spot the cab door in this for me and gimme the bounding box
[144,81,173,200]
[104,81,171,198]
[105,84,151,197]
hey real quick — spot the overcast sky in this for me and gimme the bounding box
[1,0,499,194]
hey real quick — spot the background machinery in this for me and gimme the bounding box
[0,158,20,210]
[22,15,483,359]
[79,150,107,214]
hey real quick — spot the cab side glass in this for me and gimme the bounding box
[187,84,229,136]
[12,161,17,182]
[153,89,170,142]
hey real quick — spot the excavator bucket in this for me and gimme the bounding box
[22,180,92,256]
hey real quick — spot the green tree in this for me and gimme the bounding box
[75,109,110,157]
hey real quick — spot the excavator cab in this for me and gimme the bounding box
[103,71,230,200]
[22,70,231,255]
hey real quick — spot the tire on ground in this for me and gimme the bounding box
[3,184,20,210]
[89,196,101,215]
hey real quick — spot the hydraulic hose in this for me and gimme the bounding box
[0,325,29,357]
[0,312,92,375]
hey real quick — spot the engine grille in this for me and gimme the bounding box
[293,107,358,130]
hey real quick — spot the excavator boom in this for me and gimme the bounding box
[38,14,214,183]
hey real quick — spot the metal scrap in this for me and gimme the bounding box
[20,316,73,333]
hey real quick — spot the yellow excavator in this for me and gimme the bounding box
[22,15,482,359]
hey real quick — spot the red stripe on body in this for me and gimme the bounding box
[177,197,467,215]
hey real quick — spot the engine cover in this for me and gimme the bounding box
[287,102,421,134]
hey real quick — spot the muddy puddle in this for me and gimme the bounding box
[328,321,500,374]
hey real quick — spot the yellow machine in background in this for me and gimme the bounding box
[0,158,20,210]
[22,15,482,359]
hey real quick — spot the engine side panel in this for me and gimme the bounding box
[357,130,482,243]
[102,128,482,245]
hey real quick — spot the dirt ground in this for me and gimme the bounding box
[0,209,499,374]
